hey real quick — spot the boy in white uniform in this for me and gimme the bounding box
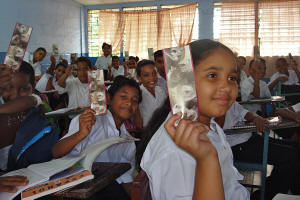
[108,56,127,80]
[56,57,91,109]
[94,43,112,70]
[52,76,142,199]
[137,59,167,128]
[268,57,300,91]
[24,47,47,81]
[240,58,271,114]
[141,40,250,200]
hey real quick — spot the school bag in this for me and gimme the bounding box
[7,106,59,171]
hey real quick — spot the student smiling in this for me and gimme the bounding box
[141,39,249,200]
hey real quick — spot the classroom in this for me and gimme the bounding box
[0,0,300,200]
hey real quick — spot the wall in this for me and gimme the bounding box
[0,0,86,63]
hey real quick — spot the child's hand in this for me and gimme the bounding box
[253,116,268,132]
[0,175,28,193]
[277,76,288,83]
[290,60,298,71]
[50,55,56,64]
[164,113,216,161]
[0,64,12,94]
[123,61,128,69]
[78,109,96,138]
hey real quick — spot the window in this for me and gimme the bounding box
[214,0,300,56]
[87,3,198,58]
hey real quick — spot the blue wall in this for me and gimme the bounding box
[0,0,86,62]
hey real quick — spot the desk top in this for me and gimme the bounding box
[225,119,300,134]
[52,162,131,199]
[238,96,285,105]
[45,107,87,118]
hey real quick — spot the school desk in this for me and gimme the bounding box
[225,119,300,200]
[238,96,286,116]
[51,162,131,199]
[238,96,285,105]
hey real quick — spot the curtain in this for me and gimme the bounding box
[97,10,126,54]
[87,3,197,58]
[219,2,255,56]
[166,3,197,46]
[259,0,300,56]
[123,10,158,59]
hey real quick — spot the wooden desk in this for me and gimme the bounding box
[52,162,131,199]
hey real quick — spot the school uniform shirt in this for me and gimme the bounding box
[157,74,168,96]
[0,145,11,170]
[141,115,250,200]
[24,52,42,77]
[269,70,300,86]
[292,102,300,112]
[62,110,136,183]
[240,70,247,82]
[95,55,111,70]
[139,85,167,127]
[0,96,4,105]
[111,65,125,79]
[32,62,42,77]
[224,101,252,147]
[56,75,90,109]
[240,76,271,113]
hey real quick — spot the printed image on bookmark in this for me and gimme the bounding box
[163,45,198,121]
[4,23,33,71]
[88,70,107,115]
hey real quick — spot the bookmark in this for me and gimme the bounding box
[88,70,107,115]
[4,23,33,71]
[163,45,199,121]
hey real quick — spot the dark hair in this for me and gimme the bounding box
[76,56,92,68]
[112,56,119,61]
[108,76,142,103]
[135,56,139,62]
[154,50,163,61]
[249,58,266,69]
[136,59,156,76]
[55,62,67,70]
[238,56,246,63]
[190,39,235,67]
[19,61,35,87]
[34,47,47,54]
[129,56,136,61]
[102,42,111,50]
[136,99,170,170]
[276,57,287,65]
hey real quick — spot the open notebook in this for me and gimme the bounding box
[0,136,138,200]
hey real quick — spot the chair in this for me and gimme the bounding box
[227,129,270,200]
[131,170,152,200]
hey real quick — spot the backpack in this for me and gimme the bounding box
[7,106,59,171]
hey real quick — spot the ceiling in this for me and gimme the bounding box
[73,0,155,5]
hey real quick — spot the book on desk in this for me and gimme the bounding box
[0,136,138,200]
[231,116,281,129]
